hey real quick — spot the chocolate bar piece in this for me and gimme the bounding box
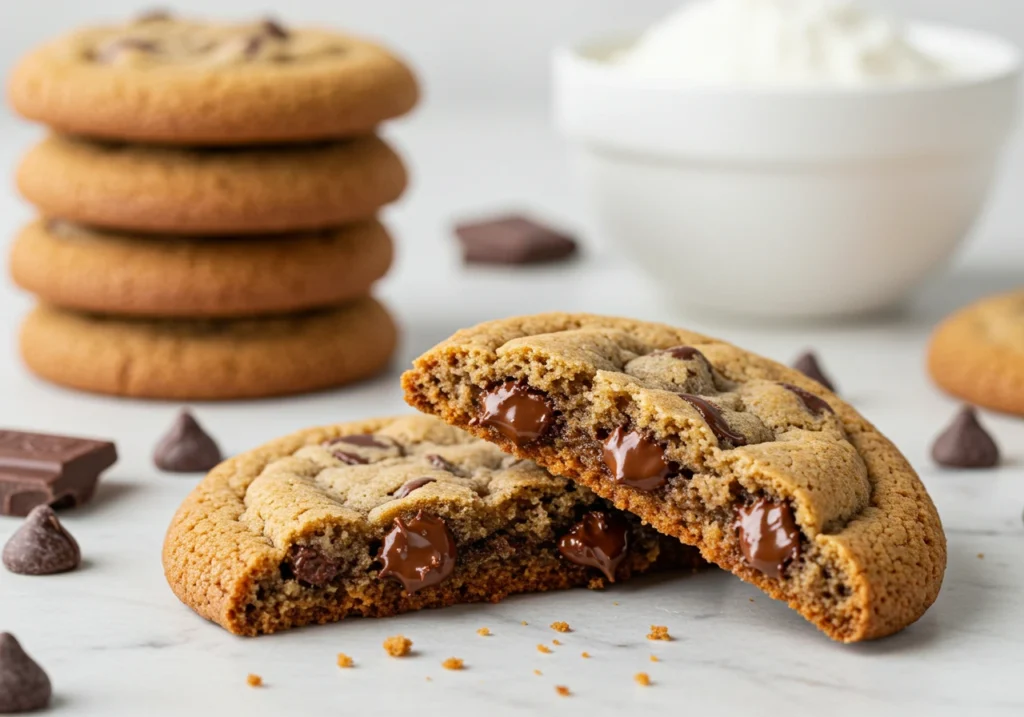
[0,431,117,516]
[454,215,578,265]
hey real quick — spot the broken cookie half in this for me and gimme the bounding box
[162,414,703,635]
[402,313,946,643]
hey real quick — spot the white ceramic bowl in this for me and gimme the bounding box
[554,25,1021,319]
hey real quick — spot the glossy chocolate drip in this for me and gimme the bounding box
[733,499,801,578]
[678,395,747,446]
[780,383,834,416]
[558,512,629,582]
[601,428,670,491]
[393,477,436,499]
[288,545,344,588]
[479,382,554,446]
[377,511,457,593]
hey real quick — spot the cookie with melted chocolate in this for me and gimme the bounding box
[402,314,946,643]
[163,414,703,636]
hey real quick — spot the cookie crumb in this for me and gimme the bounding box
[977,553,985,560]
[634,672,651,687]
[537,644,552,654]
[534,669,542,676]
[383,635,412,657]
[477,627,491,637]
[246,674,262,687]
[550,621,571,633]
[442,658,464,671]
[649,655,659,663]
[647,625,671,641]
[612,601,619,606]
[555,685,571,697]
[581,651,591,659]
[336,653,353,668]
[426,676,432,682]
[749,597,755,603]
[552,639,562,646]
[521,620,528,626]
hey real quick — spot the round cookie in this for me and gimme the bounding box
[11,219,394,318]
[20,299,398,400]
[16,135,407,235]
[928,291,1024,415]
[8,15,419,145]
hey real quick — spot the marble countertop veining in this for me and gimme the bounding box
[0,107,1022,716]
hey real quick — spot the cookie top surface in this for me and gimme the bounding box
[9,15,419,144]
[10,219,394,318]
[402,313,947,641]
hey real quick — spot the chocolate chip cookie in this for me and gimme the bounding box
[162,414,703,635]
[9,15,419,145]
[928,291,1024,416]
[16,135,407,235]
[402,314,947,642]
[11,219,393,318]
[20,298,397,400]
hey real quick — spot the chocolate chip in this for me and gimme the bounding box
[261,19,289,39]
[377,511,457,593]
[733,499,801,578]
[454,215,578,265]
[678,395,747,447]
[558,512,629,582]
[0,634,51,713]
[393,477,436,499]
[657,346,707,362]
[932,406,1000,469]
[792,351,837,393]
[288,545,343,588]
[2,505,80,576]
[601,428,671,490]
[243,35,266,58]
[332,434,393,450]
[425,454,457,472]
[0,430,117,517]
[153,410,222,473]
[331,451,367,465]
[780,383,834,415]
[480,382,554,446]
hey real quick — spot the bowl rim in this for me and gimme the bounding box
[557,22,1023,97]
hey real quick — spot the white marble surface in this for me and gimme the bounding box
[0,106,1022,716]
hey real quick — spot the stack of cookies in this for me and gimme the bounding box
[7,14,418,400]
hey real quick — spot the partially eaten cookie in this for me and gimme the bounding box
[163,414,703,635]
[402,313,947,642]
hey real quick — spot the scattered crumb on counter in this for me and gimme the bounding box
[749,598,755,603]
[612,601,619,606]
[336,653,354,668]
[552,639,562,646]
[537,644,552,654]
[550,621,571,633]
[246,674,262,687]
[635,672,651,687]
[647,625,671,641]
[521,620,529,626]
[442,658,465,671]
[581,652,591,659]
[555,685,571,697]
[477,627,491,637]
[649,655,660,663]
[534,669,542,676]
[383,635,413,657]
[978,553,985,560]
[426,676,432,682]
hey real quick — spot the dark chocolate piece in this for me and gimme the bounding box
[331,451,368,465]
[0,430,116,517]
[288,545,343,588]
[657,346,707,362]
[393,477,436,499]
[455,215,578,265]
[261,19,289,38]
[377,511,457,593]
[2,505,80,576]
[780,383,834,416]
[153,410,223,473]
[557,511,629,582]
[425,454,457,472]
[792,351,837,393]
[331,434,393,450]
[601,428,670,491]
[678,395,747,447]
[480,382,554,446]
[931,406,1000,469]
[0,633,51,713]
[734,499,801,578]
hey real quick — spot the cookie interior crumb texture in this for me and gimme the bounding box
[402,313,947,642]
[441,657,464,670]
[162,415,703,635]
[647,625,670,641]
[246,674,262,687]
[382,635,412,657]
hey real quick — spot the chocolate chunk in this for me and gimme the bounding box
[332,451,368,465]
[377,511,457,593]
[332,434,393,450]
[678,395,747,447]
[2,505,80,576]
[0,430,116,517]
[0,633,51,713]
[425,454,457,472]
[733,499,801,578]
[657,346,707,362]
[780,383,834,416]
[601,428,671,491]
[454,216,578,265]
[288,545,343,588]
[931,406,1000,469]
[243,35,266,58]
[558,512,629,582]
[153,410,222,473]
[480,382,554,446]
[792,351,837,393]
[94,37,159,63]
[393,477,436,499]
[261,19,289,39]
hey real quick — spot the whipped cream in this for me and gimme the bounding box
[616,0,949,86]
